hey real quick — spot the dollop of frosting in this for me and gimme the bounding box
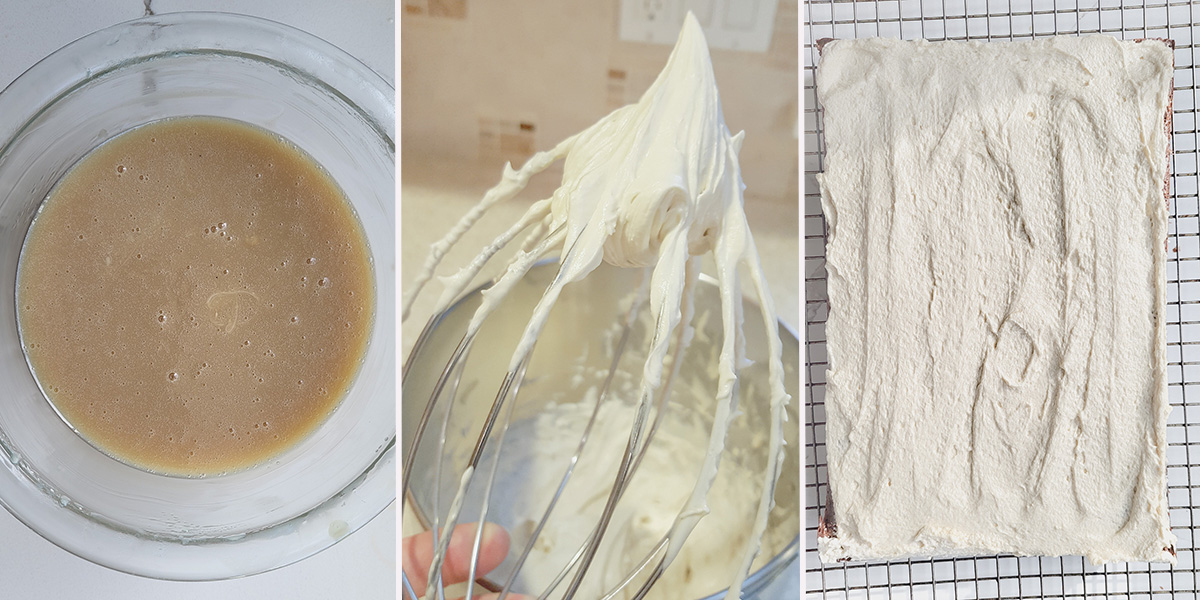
[546,13,744,269]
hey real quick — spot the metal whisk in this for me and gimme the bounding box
[402,261,686,600]
[401,13,792,600]
[402,258,796,600]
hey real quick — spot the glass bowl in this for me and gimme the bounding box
[0,12,395,580]
[402,261,799,598]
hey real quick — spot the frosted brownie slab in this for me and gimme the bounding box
[816,36,1176,564]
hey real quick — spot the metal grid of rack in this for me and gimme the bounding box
[803,1,1200,597]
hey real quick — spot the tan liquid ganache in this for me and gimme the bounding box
[17,117,373,477]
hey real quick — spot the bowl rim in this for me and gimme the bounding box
[0,11,396,581]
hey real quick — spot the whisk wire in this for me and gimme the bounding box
[424,355,531,600]
[559,398,654,600]
[481,257,715,600]
[432,198,553,314]
[465,357,532,600]
[559,229,693,600]
[401,136,574,321]
[423,464,475,600]
[402,330,477,498]
[496,272,648,600]
[618,258,704,600]
[535,311,685,600]
[725,231,791,599]
[403,571,419,600]
[427,244,586,599]
[597,539,668,600]
[420,344,535,600]
[404,224,568,501]
[431,342,473,600]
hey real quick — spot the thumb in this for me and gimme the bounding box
[402,522,511,595]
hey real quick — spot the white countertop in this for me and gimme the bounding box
[0,2,395,598]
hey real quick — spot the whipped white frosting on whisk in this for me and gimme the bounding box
[404,12,790,599]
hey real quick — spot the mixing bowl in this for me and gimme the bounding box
[402,261,799,598]
[0,12,395,580]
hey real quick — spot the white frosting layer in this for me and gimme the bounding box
[405,13,791,599]
[817,36,1175,564]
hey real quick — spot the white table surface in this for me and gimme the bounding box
[0,1,396,598]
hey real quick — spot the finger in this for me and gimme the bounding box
[441,522,511,586]
[403,522,511,594]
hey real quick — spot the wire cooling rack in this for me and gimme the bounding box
[804,1,1200,598]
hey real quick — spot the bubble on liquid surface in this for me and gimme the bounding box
[167,372,179,382]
